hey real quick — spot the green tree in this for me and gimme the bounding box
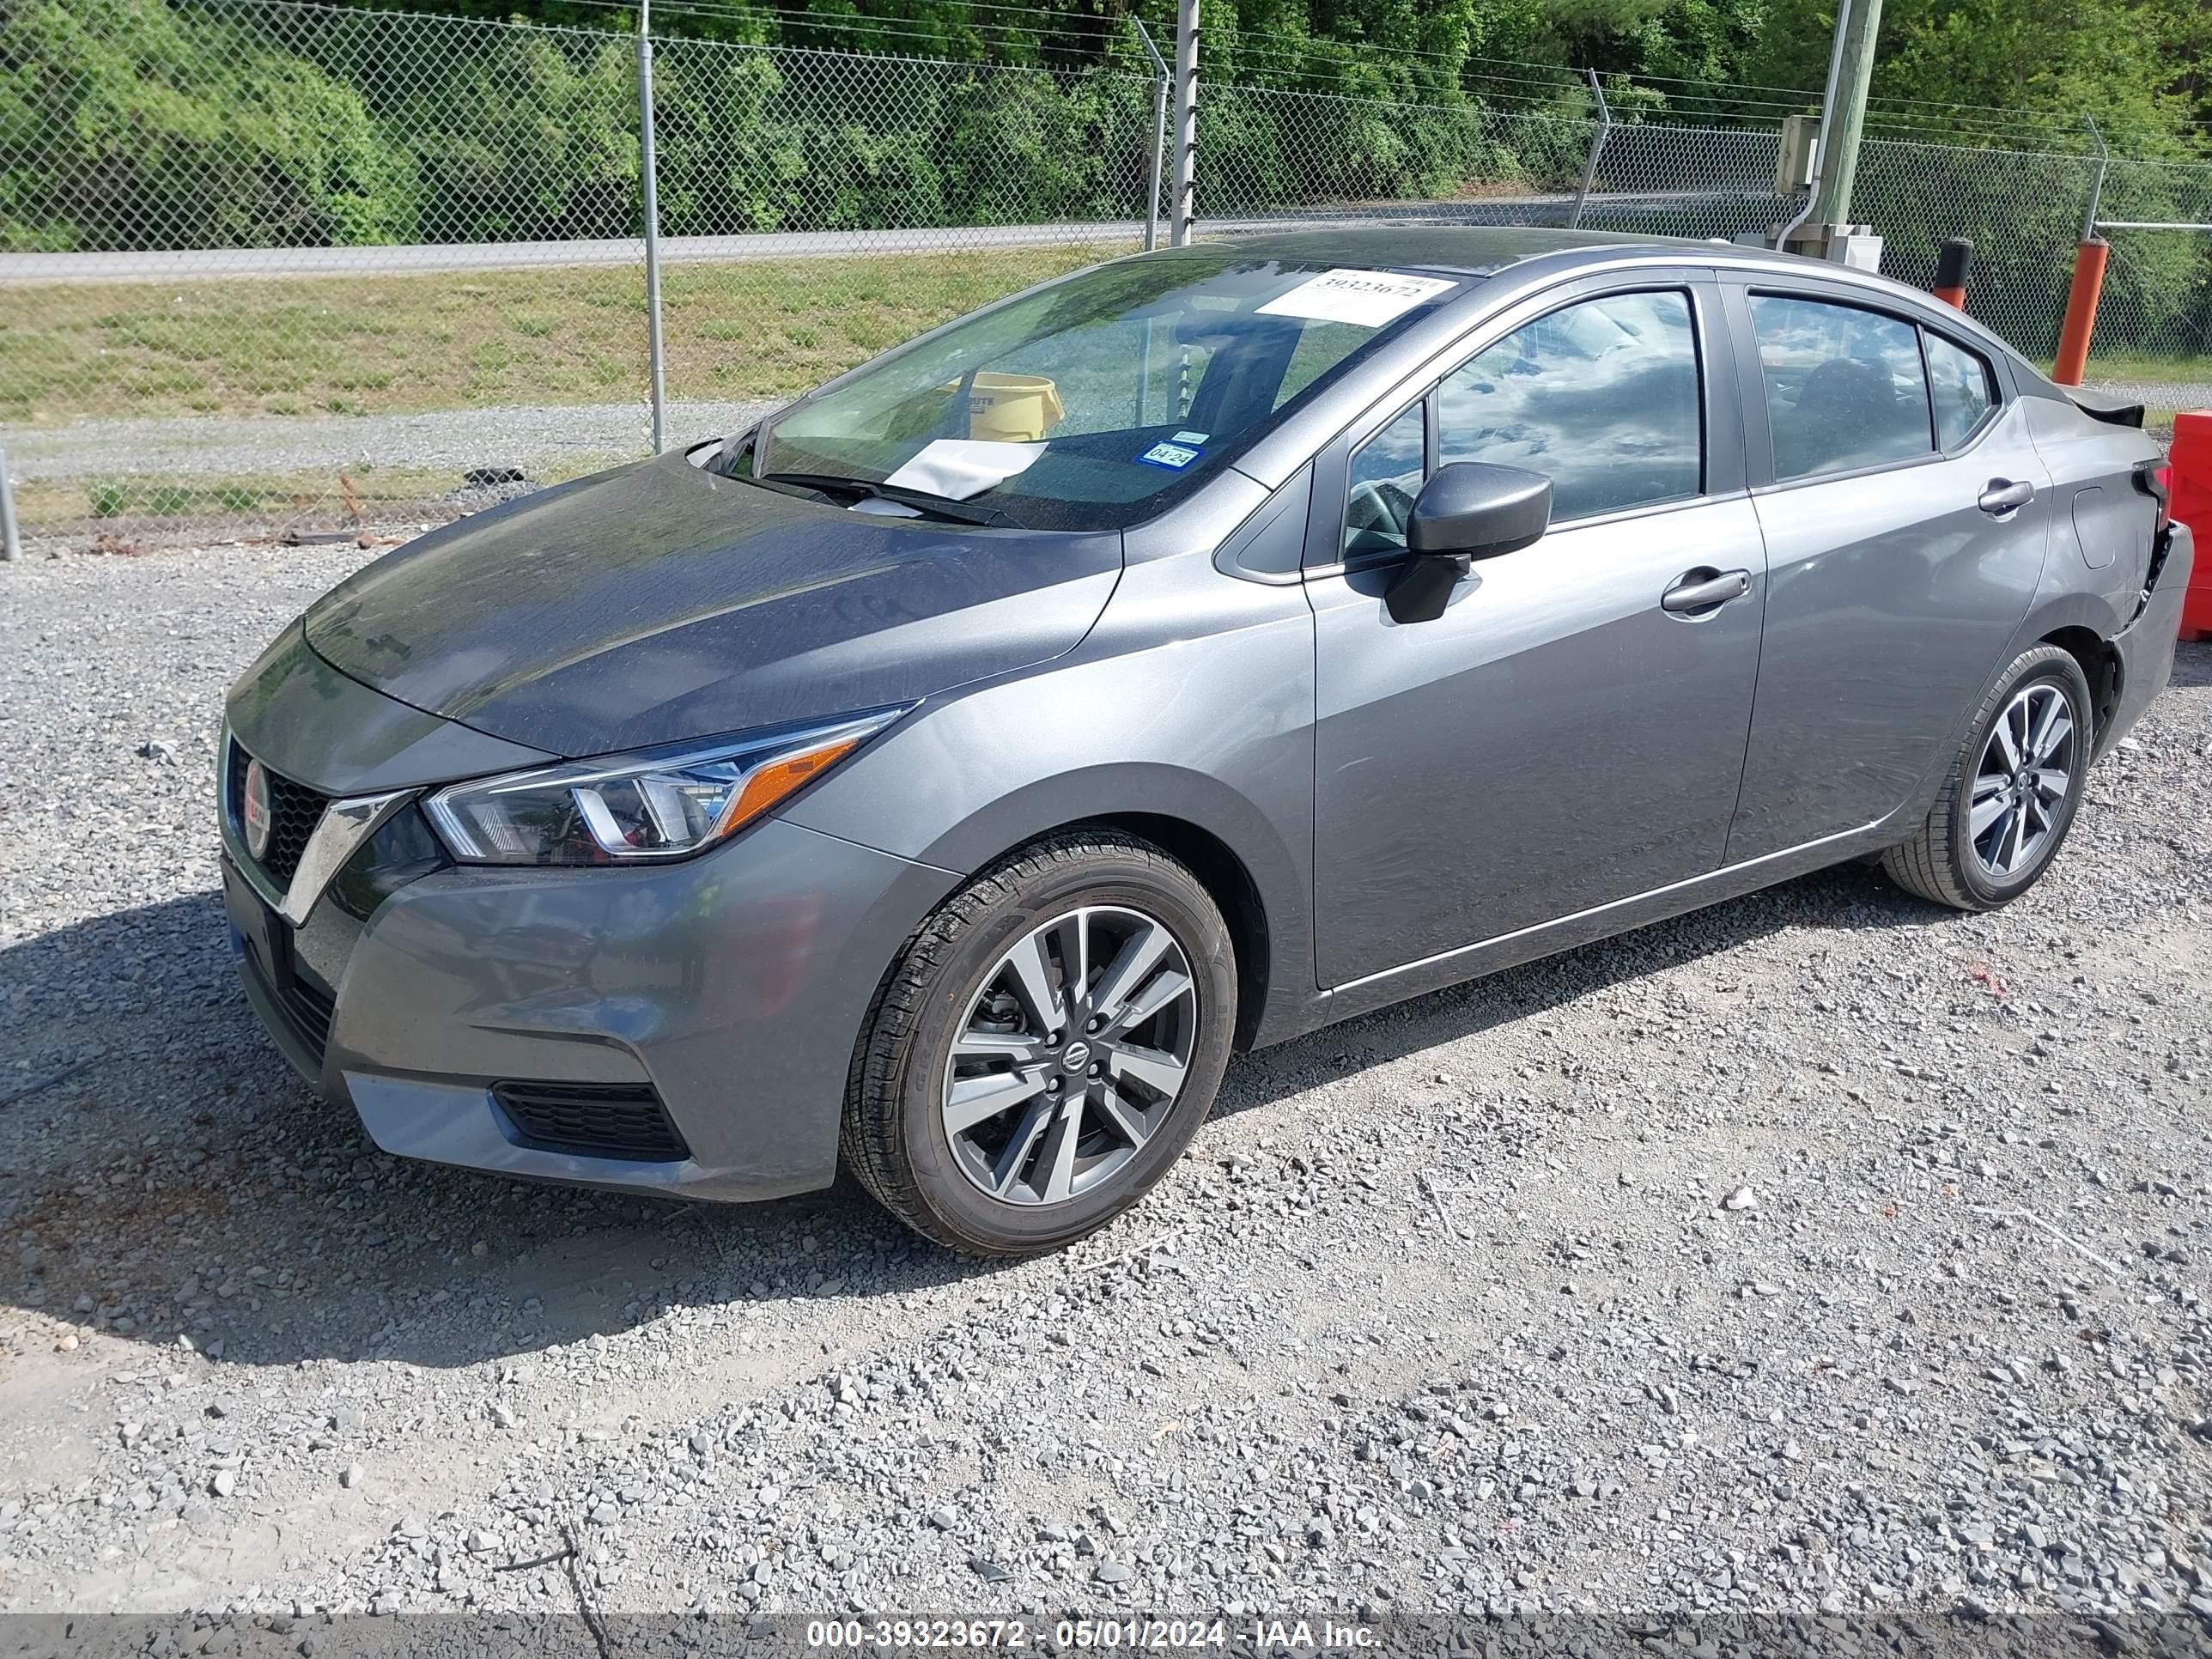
[0,0,417,251]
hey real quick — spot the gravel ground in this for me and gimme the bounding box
[2,542,2210,1636]
[6,379,2178,503]
[4,400,772,483]
[2073,381,2212,420]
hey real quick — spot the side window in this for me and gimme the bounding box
[1925,331,1997,449]
[1750,294,1933,480]
[1342,400,1425,558]
[1439,289,1702,521]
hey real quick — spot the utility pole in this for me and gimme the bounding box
[1169,0,1198,246]
[1807,0,1881,228]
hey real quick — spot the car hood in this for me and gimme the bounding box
[304,448,1124,757]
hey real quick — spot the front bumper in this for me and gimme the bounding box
[224,807,956,1204]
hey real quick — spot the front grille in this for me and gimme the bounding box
[227,740,327,888]
[492,1081,691,1163]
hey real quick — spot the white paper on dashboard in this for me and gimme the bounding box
[882,439,1048,501]
[1256,269,1458,329]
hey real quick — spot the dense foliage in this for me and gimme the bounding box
[3,0,2209,264]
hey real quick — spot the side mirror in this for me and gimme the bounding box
[1386,463,1553,624]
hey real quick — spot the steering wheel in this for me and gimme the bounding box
[1345,476,1418,554]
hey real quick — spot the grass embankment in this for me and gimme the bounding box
[3,244,1127,424]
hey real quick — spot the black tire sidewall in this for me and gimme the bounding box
[890,854,1236,1253]
[1947,653,2092,906]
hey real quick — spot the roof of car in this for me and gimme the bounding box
[1183,222,2045,381]
[1191,224,1729,276]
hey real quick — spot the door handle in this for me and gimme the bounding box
[1661,568,1751,615]
[1978,477,2035,515]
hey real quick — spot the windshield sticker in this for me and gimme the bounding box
[1256,269,1458,329]
[1171,429,1211,445]
[1137,441,1202,471]
[882,439,1047,501]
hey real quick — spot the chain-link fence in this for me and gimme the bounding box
[6,0,2212,552]
[1194,79,1596,227]
[0,0,1160,548]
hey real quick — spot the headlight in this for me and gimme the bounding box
[422,709,905,866]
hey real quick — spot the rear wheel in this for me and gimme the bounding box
[842,831,1237,1256]
[1881,644,2092,910]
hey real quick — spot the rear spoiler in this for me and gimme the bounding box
[2064,385,2146,428]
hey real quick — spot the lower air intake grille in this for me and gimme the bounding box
[281,973,336,1059]
[491,1081,690,1163]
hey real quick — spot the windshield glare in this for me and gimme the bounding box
[745,252,1463,531]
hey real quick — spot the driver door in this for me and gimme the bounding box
[1305,276,1770,988]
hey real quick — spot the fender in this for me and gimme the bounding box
[786,550,1322,1047]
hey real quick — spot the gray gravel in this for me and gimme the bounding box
[2,541,2210,1631]
[7,376,2177,504]
[2073,380,2212,418]
[5,400,771,483]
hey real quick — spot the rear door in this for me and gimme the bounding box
[1722,283,2052,860]
[1306,274,1770,988]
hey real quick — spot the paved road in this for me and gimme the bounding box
[0,193,1766,285]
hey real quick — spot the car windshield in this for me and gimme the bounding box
[732,251,1466,531]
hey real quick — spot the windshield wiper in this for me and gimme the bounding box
[756,470,1025,528]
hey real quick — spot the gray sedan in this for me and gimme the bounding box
[219,228,2192,1255]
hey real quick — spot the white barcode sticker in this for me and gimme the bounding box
[1256,269,1458,329]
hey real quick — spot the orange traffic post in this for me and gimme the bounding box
[2172,411,2212,641]
[2051,237,2108,387]
[1932,237,1972,309]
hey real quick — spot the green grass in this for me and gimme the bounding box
[1,245,1131,425]
[2073,354,2212,386]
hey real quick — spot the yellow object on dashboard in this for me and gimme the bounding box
[937,372,1066,442]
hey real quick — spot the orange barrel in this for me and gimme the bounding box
[2052,239,2109,387]
[1932,238,1972,310]
[2167,411,2212,640]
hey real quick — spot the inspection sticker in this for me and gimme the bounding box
[1137,441,1203,471]
[1256,269,1458,329]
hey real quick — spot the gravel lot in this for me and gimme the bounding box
[2,541,2209,1637]
[5,401,771,483]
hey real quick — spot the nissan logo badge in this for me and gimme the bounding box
[242,757,273,861]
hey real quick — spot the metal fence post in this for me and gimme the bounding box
[1568,69,1610,231]
[1169,0,1199,246]
[0,443,20,562]
[2081,114,2109,243]
[638,0,669,455]
[1134,19,1169,252]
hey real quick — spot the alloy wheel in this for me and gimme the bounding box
[940,905,1198,1206]
[1970,682,2077,880]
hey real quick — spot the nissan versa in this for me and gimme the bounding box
[219,228,2191,1255]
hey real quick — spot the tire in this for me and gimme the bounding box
[841,830,1237,1256]
[1881,644,2094,911]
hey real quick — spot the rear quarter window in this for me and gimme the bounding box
[1925,332,1998,449]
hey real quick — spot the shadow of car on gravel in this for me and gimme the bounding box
[0,858,1956,1371]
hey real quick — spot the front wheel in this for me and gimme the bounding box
[842,831,1237,1256]
[1881,643,2093,911]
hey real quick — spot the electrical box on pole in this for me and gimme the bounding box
[1777,116,1820,192]
[1776,0,1886,268]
